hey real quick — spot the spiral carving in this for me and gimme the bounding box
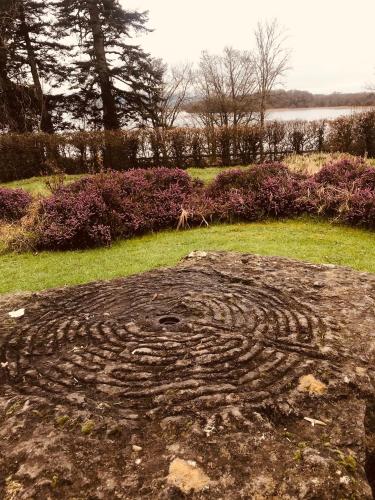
[0,257,332,417]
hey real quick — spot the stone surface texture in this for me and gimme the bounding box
[0,252,374,499]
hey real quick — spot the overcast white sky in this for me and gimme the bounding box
[123,0,375,94]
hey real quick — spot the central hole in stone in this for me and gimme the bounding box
[159,316,181,325]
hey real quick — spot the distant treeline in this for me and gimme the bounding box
[268,90,375,109]
[185,90,375,115]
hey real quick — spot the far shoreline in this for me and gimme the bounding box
[267,105,375,112]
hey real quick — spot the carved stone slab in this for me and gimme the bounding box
[0,252,374,498]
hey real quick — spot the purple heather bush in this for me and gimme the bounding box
[297,181,348,218]
[313,157,369,189]
[356,167,375,191]
[0,187,32,222]
[341,189,375,229]
[207,163,304,220]
[208,163,290,196]
[34,168,197,250]
[299,158,375,228]
[12,159,375,252]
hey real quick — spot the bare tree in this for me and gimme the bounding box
[193,46,257,127]
[145,59,194,128]
[253,19,291,129]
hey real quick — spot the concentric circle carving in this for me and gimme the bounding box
[0,264,329,416]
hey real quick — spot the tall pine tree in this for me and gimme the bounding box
[54,0,162,130]
[0,0,35,132]
[0,0,67,133]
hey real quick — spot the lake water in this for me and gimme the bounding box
[267,106,373,121]
[178,106,373,126]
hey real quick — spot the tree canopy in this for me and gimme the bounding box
[0,0,162,131]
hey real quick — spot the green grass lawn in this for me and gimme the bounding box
[1,164,374,295]
[1,175,53,195]
[187,166,250,184]
[1,217,374,295]
[0,174,84,195]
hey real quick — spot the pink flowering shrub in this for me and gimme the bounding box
[34,168,196,249]
[207,163,304,220]
[298,158,375,228]
[0,188,32,222]
[17,159,375,251]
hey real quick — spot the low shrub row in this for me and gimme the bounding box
[31,168,198,249]
[327,111,375,157]
[0,122,325,182]
[2,157,374,251]
[2,110,375,183]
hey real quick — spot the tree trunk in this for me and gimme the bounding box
[0,36,28,132]
[87,0,120,131]
[19,3,54,134]
[259,93,266,161]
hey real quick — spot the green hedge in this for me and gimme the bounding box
[1,111,374,182]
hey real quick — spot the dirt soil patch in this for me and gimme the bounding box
[0,251,375,499]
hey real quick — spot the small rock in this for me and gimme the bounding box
[132,445,142,452]
[125,322,140,334]
[135,458,142,465]
[167,458,212,494]
[8,308,25,319]
[298,374,327,395]
[188,251,208,259]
